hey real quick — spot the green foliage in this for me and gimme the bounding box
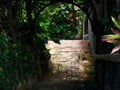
[102,34,120,39]
[111,16,120,30]
[102,16,120,54]
[37,3,86,41]
[74,0,85,3]
[17,1,27,23]
[0,31,34,89]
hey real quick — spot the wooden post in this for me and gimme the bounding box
[94,54,120,63]
[116,0,120,8]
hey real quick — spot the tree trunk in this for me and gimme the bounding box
[6,0,17,44]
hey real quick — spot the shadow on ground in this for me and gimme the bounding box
[31,80,98,90]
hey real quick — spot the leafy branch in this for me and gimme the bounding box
[102,16,120,54]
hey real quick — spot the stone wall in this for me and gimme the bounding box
[46,40,94,80]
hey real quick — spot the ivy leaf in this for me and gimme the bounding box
[0,67,3,72]
[60,4,66,9]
